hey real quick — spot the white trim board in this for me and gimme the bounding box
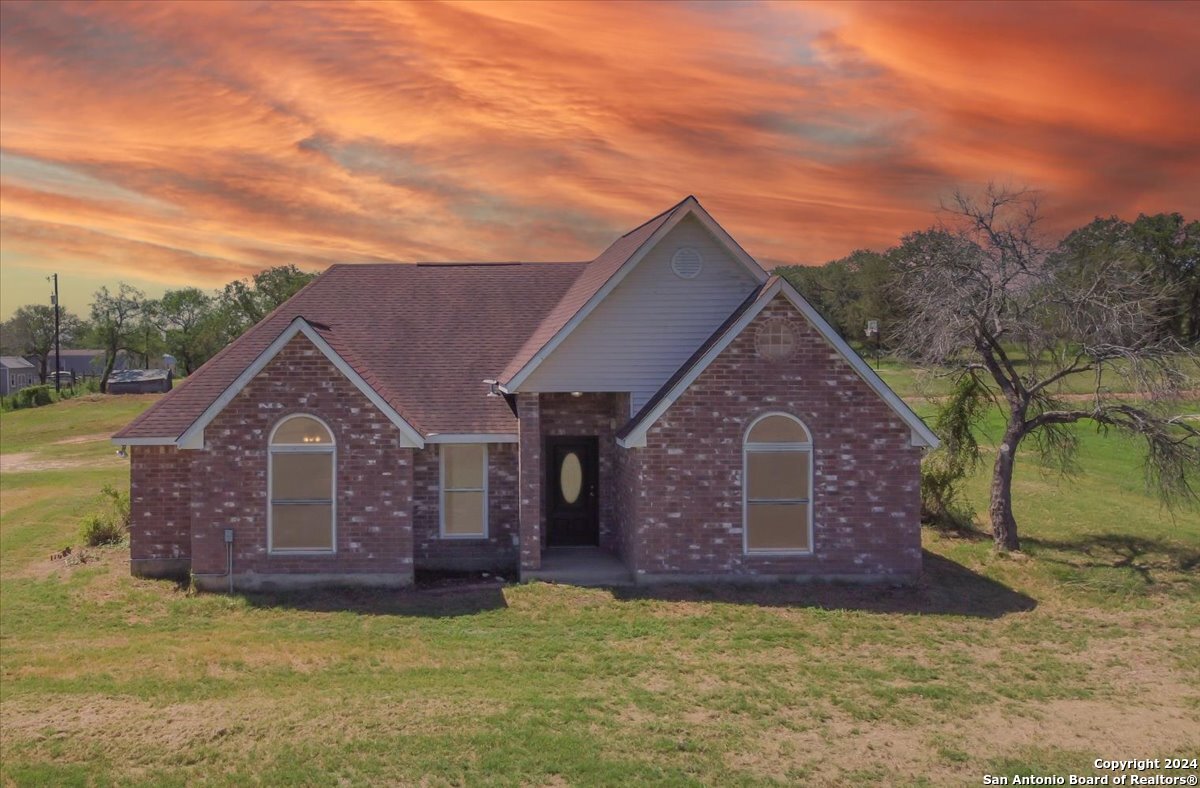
[502,197,769,392]
[617,277,940,450]
[169,317,424,450]
[425,433,518,444]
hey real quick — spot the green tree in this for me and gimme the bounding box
[90,283,146,391]
[128,301,167,370]
[219,264,317,334]
[778,249,903,348]
[157,287,221,373]
[0,304,84,383]
[1054,214,1200,345]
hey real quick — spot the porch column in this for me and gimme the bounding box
[517,392,542,572]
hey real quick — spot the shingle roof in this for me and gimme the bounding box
[114,261,588,440]
[109,369,171,383]
[1,356,35,369]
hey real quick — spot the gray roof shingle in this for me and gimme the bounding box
[115,261,588,439]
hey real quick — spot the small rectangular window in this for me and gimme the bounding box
[441,444,487,537]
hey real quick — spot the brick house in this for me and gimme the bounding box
[113,197,937,590]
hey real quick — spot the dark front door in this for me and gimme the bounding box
[546,436,599,546]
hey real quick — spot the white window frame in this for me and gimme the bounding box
[742,412,814,556]
[267,413,337,555]
[439,443,489,539]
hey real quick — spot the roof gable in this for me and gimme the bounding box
[500,196,768,391]
[517,213,762,408]
[617,276,940,449]
[116,318,424,448]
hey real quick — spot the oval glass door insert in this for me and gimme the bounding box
[560,452,583,504]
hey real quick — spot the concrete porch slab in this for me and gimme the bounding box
[522,547,633,587]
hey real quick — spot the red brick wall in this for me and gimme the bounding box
[187,334,414,581]
[614,442,641,567]
[517,393,542,570]
[129,445,192,564]
[630,295,922,581]
[413,442,519,572]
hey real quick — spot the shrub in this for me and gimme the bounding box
[920,373,986,531]
[16,385,53,409]
[79,484,132,546]
[56,378,101,401]
[80,513,126,546]
[100,484,131,527]
[920,448,977,529]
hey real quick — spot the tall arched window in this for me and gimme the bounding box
[743,413,813,553]
[269,414,335,553]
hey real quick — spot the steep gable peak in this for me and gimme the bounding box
[500,196,767,391]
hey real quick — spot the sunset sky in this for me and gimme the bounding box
[1,0,1198,318]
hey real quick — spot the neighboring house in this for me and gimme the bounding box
[50,349,111,381]
[107,369,174,394]
[1,356,37,395]
[26,349,126,384]
[113,197,937,590]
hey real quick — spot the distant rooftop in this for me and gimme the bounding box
[109,369,171,383]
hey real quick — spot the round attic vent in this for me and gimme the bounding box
[671,247,703,279]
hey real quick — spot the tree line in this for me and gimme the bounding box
[0,265,316,390]
[777,210,1199,351]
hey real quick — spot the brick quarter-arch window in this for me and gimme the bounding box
[269,414,335,553]
[743,413,813,553]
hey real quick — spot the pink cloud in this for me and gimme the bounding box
[1,0,1196,315]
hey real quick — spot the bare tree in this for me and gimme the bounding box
[892,184,1199,551]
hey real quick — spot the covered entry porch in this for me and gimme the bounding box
[515,391,636,583]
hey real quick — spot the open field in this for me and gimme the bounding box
[1,393,1198,785]
[871,353,1200,401]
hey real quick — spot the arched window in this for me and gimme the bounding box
[269,415,335,553]
[743,413,813,553]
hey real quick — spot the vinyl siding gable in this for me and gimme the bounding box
[520,215,761,410]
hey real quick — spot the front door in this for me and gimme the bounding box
[546,436,599,546]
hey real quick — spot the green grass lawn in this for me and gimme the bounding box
[872,353,1200,401]
[1,394,1197,786]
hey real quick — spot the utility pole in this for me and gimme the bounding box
[51,274,61,392]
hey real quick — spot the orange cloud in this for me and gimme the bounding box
[1,0,1197,316]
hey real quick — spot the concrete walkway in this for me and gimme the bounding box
[523,547,633,587]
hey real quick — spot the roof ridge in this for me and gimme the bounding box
[617,195,694,239]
